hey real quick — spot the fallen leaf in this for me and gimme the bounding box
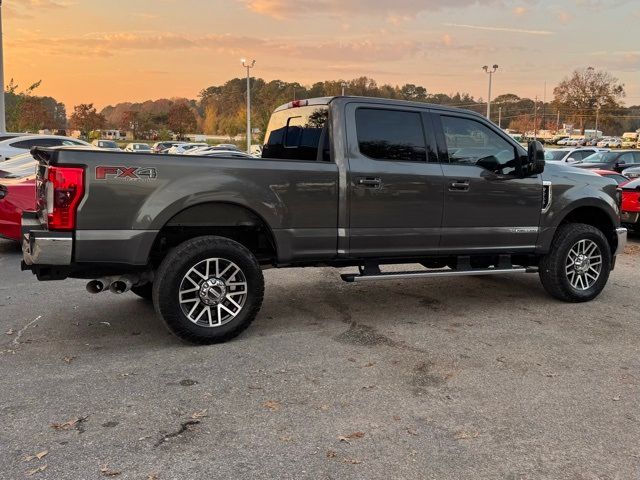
[454,431,479,440]
[343,458,362,464]
[363,362,376,367]
[338,431,365,443]
[24,450,48,462]
[262,400,281,411]
[347,358,356,363]
[280,436,293,443]
[5,329,14,335]
[326,450,337,458]
[100,464,121,476]
[406,428,418,436]
[63,356,76,364]
[496,356,506,363]
[26,464,47,476]
[51,416,88,431]
[318,404,330,411]
[361,385,376,390]
[545,372,558,378]
[393,415,401,421]
[613,396,621,401]
[147,473,159,480]
[190,409,208,419]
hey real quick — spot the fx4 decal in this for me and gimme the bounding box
[95,166,157,181]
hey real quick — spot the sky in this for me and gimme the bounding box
[4,0,640,110]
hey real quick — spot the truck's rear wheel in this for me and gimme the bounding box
[539,223,611,302]
[153,236,264,344]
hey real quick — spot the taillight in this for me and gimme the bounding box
[46,166,84,230]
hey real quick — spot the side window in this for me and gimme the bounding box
[632,152,640,164]
[11,139,38,149]
[441,116,517,175]
[355,108,426,162]
[619,153,634,165]
[262,105,329,161]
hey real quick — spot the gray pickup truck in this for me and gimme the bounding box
[21,97,627,344]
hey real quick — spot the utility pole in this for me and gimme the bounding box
[241,59,255,154]
[498,107,502,129]
[482,64,499,119]
[594,105,600,140]
[541,80,546,130]
[557,110,560,131]
[533,96,538,140]
[0,1,6,133]
[341,82,347,96]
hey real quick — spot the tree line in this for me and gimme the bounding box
[6,68,639,139]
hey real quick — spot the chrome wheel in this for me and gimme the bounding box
[565,239,602,291]
[178,258,248,327]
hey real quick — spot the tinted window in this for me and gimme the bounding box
[262,105,328,161]
[619,153,635,165]
[544,150,567,161]
[355,108,426,162]
[441,116,517,175]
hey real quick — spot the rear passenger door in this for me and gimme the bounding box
[345,103,445,257]
[433,113,542,252]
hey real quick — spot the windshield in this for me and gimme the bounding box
[582,152,617,163]
[100,141,118,148]
[544,150,567,161]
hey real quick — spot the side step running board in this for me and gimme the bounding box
[341,267,536,283]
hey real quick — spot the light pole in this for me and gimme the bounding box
[0,1,6,133]
[341,82,347,96]
[241,58,255,153]
[482,64,498,120]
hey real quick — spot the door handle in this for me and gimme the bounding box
[449,180,470,191]
[357,177,382,188]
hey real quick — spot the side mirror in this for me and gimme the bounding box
[566,157,576,163]
[523,140,545,176]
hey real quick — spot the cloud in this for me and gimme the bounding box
[591,51,640,72]
[240,0,503,19]
[512,6,527,16]
[444,23,554,35]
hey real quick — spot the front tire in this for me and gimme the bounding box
[539,223,611,302]
[153,236,264,344]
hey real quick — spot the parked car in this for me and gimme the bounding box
[620,178,640,228]
[199,150,254,158]
[621,132,639,149]
[543,147,608,164]
[566,137,586,147]
[124,143,152,153]
[0,135,90,161]
[590,169,629,185]
[91,139,120,150]
[151,141,186,154]
[574,150,640,173]
[0,152,38,178]
[166,143,209,155]
[0,173,35,241]
[598,137,622,148]
[621,166,640,179]
[22,97,626,344]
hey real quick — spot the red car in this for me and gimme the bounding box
[620,178,640,228]
[590,169,629,185]
[0,154,37,241]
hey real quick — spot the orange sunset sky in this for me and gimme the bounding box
[4,0,640,109]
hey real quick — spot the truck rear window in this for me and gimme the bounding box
[262,105,329,161]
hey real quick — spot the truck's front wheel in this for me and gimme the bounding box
[153,236,264,344]
[539,223,611,302]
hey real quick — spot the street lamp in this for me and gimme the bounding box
[0,1,6,133]
[482,64,498,120]
[241,58,256,153]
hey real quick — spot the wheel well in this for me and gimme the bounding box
[560,206,617,253]
[149,203,278,267]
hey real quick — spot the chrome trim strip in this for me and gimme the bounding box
[22,233,72,266]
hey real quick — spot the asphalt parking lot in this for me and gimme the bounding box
[1,236,639,480]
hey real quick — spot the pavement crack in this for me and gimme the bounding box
[12,315,42,346]
[154,420,201,447]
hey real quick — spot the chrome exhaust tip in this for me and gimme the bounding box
[109,279,132,294]
[86,279,109,294]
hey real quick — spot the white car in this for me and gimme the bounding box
[124,143,152,153]
[166,143,209,155]
[91,139,121,151]
[199,150,254,158]
[544,147,609,164]
[0,135,90,161]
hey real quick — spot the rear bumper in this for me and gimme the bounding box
[21,211,72,266]
[614,227,627,256]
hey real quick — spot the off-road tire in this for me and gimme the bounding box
[131,283,153,300]
[153,236,264,344]
[539,223,611,302]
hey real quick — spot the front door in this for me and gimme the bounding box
[345,104,445,257]
[433,113,542,252]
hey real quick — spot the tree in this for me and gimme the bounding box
[553,67,625,133]
[17,97,49,132]
[167,103,197,138]
[120,110,140,139]
[69,104,106,137]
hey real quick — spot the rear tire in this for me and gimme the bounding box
[153,236,264,344]
[539,223,611,302]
